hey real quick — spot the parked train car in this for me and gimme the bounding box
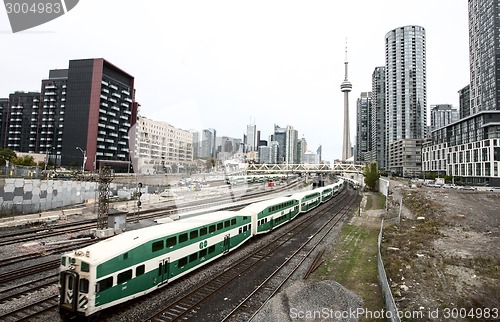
[59,180,345,318]
[59,211,252,318]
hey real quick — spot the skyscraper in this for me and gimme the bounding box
[356,92,372,162]
[468,0,500,114]
[246,123,257,152]
[430,104,459,131]
[341,44,353,161]
[200,128,216,158]
[370,66,386,170]
[423,0,500,186]
[385,26,427,176]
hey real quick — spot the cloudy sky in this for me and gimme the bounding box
[0,0,469,162]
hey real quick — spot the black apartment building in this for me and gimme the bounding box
[0,58,138,172]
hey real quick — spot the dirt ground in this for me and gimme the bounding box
[382,185,500,321]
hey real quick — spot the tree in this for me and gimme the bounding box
[12,155,36,166]
[0,148,17,166]
[364,162,380,191]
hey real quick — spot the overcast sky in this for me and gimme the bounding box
[0,0,470,162]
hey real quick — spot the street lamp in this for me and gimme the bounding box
[76,147,87,175]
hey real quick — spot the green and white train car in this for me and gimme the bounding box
[292,189,322,213]
[238,196,300,235]
[319,179,346,203]
[59,211,252,318]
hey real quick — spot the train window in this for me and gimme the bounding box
[239,227,242,234]
[152,240,164,252]
[79,278,89,293]
[190,230,198,239]
[209,225,216,233]
[217,223,223,230]
[96,276,113,292]
[136,264,145,276]
[117,270,132,284]
[166,236,176,248]
[61,257,66,266]
[68,275,74,291]
[231,218,236,225]
[200,227,208,236]
[224,220,230,228]
[179,257,187,267]
[81,261,90,272]
[123,253,128,260]
[200,248,207,257]
[208,245,215,254]
[243,216,248,220]
[179,233,188,243]
[190,253,198,262]
[243,225,247,232]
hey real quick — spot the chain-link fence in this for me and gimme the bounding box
[378,218,401,322]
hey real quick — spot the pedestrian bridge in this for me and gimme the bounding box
[242,163,364,174]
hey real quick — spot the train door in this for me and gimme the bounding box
[158,258,170,284]
[269,216,274,230]
[223,234,231,253]
[59,270,78,313]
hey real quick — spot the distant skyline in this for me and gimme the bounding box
[0,1,470,162]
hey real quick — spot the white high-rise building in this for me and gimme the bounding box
[385,25,427,176]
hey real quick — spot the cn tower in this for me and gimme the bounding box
[340,41,352,161]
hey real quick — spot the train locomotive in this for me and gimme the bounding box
[59,179,345,318]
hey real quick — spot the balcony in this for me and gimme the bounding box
[110,84,118,90]
[101,80,109,86]
[100,94,107,100]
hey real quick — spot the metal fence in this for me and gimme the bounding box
[378,218,401,322]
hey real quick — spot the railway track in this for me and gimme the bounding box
[142,188,358,322]
[223,192,360,321]
[0,294,58,321]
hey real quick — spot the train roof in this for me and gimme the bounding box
[238,195,297,214]
[67,211,242,265]
[291,189,321,199]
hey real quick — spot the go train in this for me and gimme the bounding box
[58,179,345,318]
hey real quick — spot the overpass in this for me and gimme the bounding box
[241,163,365,175]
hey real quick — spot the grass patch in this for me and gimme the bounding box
[372,193,386,210]
[314,221,385,322]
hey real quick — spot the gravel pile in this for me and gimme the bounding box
[252,280,363,322]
